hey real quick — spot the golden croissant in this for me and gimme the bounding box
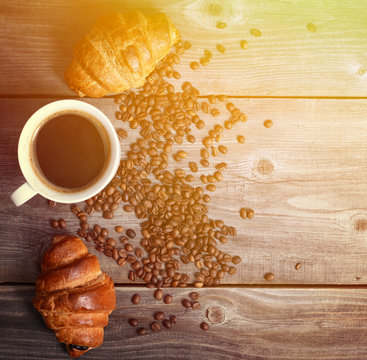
[33,236,116,358]
[65,11,181,97]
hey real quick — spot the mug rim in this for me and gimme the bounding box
[18,100,120,203]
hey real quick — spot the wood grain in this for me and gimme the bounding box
[1,285,367,359]
[1,0,367,97]
[2,97,367,284]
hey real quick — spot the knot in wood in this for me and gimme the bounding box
[206,305,225,324]
[354,218,367,232]
[255,159,274,176]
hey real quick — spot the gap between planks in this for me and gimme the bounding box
[1,94,367,100]
[3,282,367,289]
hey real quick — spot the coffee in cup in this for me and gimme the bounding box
[11,100,121,206]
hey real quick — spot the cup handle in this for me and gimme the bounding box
[11,182,38,206]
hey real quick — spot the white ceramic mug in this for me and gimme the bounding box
[11,100,121,206]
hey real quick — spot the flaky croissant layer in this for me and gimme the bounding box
[33,236,116,358]
[65,11,181,97]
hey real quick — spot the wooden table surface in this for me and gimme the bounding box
[1,0,367,359]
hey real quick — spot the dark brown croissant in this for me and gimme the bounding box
[33,236,116,358]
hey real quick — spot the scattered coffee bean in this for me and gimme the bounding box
[128,318,138,327]
[101,228,108,237]
[162,319,172,328]
[115,225,124,233]
[58,219,66,228]
[71,204,80,215]
[154,289,163,300]
[124,243,134,252]
[126,228,136,238]
[216,21,227,29]
[169,315,177,324]
[264,272,275,281]
[103,211,114,219]
[295,262,301,270]
[163,294,173,304]
[154,311,165,321]
[240,40,248,50]
[128,270,136,281]
[51,219,59,228]
[194,281,204,288]
[232,256,241,264]
[247,209,255,219]
[239,208,247,219]
[117,257,127,266]
[189,292,200,300]
[200,322,209,330]
[120,236,129,245]
[137,327,147,335]
[182,299,191,308]
[192,301,201,310]
[151,321,161,332]
[131,294,141,304]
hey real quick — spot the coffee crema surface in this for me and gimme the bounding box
[34,112,108,190]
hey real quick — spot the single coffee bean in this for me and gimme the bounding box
[169,315,177,324]
[71,204,80,215]
[232,256,241,264]
[137,327,147,335]
[112,248,119,260]
[189,292,200,300]
[162,319,172,328]
[128,270,136,281]
[192,301,201,310]
[182,299,191,308]
[117,257,127,266]
[124,243,134,252]
[103,249,113,257]
[78,213,88,222]
[115,225,124,233]
[120,236,129,245]
[101,228,108,237]
[128,318,138,327]
[103,211,114,219]
[86,205,94,215]
[151,321,161,332]
[80,222,89,231]
[264,272,275,281]
[154,289,163,300]
[58,219,66,228]
[51,219,59,228]
[126,228,136,238]
[163,294,173,304]
[131,294,141,304]
[200,322,209,330]
[295,262,301,270]
[154,311,165,321]
[106,238,116,247]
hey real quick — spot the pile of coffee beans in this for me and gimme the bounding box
[70,41,253,289]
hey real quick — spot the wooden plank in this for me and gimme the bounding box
[1,285,367,359]
[1,0,367,97]
[1,97,367,284]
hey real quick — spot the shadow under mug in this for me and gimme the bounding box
[11,100,121,206]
